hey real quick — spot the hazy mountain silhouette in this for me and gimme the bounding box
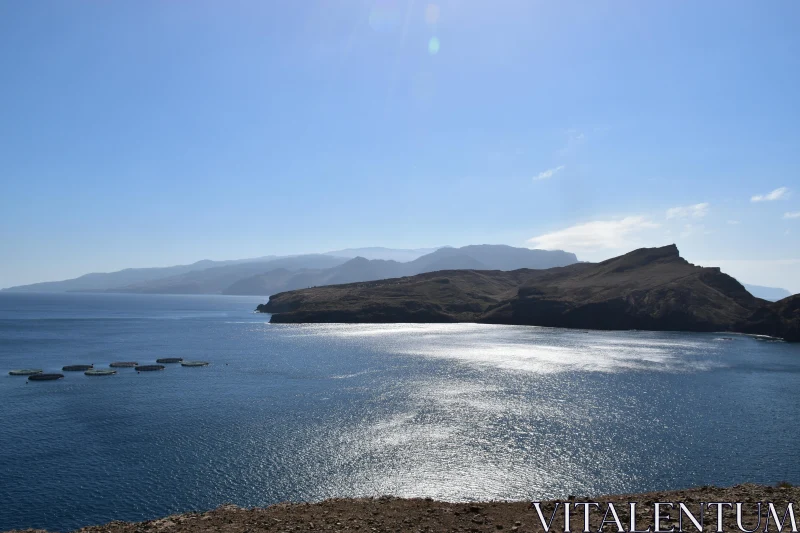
[406,245,577,272]
[323,247,440,262]
[111,255,349,294]
[1,248,440,293]
[224,257,411,296]
[0,257,276,293]
[742,283,792,302]
[224,245,578,296]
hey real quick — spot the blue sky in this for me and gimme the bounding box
[1,1,799,291]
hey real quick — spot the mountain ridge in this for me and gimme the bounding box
[742,283,793,301]
[0,257,277,293]
[224,245,578,296]
[3,245,791,302]
[259,245,799,342]
[323,246,441,262]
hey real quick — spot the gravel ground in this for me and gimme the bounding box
[8,484,798,533]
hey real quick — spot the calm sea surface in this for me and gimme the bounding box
[1,292,799,531]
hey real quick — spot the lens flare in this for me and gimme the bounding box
[425,3,440,25]
[428,37,440,55]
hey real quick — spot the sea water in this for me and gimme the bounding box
[1,292,798,531]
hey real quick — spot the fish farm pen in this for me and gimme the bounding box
[135,365,166,372]
[7,359,211,382]
[28,374,64,381]
[9,369,43,376]
[85,369,117,376]
[156,358,183,364]
[62,365,93,372]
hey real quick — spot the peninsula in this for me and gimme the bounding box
[258,245,799,342]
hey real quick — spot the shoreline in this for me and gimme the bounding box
[259,315,790,342]
[8,484,798,533]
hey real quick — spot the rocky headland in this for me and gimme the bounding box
[259,245,799,342]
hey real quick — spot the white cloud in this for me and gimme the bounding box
[556,129,586,157]
[784,212,800,219]
[727,220,740,225]
[527,216,660,251]
[751,187,789,202]
[665,202,710,219]
[533,165,565,181]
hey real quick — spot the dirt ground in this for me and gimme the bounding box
[8,484,798,533]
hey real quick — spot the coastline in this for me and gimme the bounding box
[256,246,800,343]
[9,484,797,533]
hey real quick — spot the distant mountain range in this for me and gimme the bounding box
[1,245,578,295]
[261,245,800,343]
[108,255,349,295]
[323,247,440,262]
[0,257,277,293]
[2,245,792,301]
[742,284,792,302]
[225,245,579,296]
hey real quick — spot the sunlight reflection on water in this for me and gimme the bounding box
[290,323,728,373]
[1,295,799,531]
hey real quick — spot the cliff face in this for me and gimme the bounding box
[258,245,798,342]
[481,245,760,332]
[739,294,800,342]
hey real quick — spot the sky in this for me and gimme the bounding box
[1,1,799,291]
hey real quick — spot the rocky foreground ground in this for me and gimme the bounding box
[8,484,799,533]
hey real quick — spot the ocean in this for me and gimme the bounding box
[0,292,798,531]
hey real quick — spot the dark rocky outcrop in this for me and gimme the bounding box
[739,294,800,342]
[258,245,799,342]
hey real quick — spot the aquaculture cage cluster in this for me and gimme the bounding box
[8,358,210,382]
